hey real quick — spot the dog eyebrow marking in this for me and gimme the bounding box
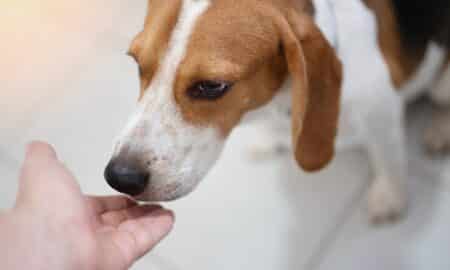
[122,0,212,140]
[114,0,220,199]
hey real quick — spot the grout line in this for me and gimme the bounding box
[304,178,371,270]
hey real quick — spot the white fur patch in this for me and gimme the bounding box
[312,0,338,49]
[113,0,222,201]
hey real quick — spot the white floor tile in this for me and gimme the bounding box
[317,172,449,270]
[317,101,450,270]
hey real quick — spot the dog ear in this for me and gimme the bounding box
[127,0,152,60]
[128,32,145,61]
[277,11,342,171]
[128,0,182,62]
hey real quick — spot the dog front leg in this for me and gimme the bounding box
[363,95,408,224]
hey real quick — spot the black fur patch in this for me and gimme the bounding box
[391,0,450,50]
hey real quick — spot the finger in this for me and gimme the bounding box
[17,142,59,203]
[16,141,83,208]
[109,209,174,266]
[87,195,138,215]
[19,141,59,184]
[23,141,59,170]
[100,204,162,227]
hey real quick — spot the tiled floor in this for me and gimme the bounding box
[2,1,450,269]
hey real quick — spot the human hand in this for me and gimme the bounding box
[0,141,174,270]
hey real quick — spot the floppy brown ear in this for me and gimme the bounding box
[128,32,145,59]
[127,0,182,61]
[278,11,342,172]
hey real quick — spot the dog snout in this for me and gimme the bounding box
[104,158,150,196]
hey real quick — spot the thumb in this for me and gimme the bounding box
[16,141,81,207]
[24,141,59,167]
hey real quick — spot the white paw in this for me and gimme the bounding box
[367,176,407,224]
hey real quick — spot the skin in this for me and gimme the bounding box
[0,142,174,270]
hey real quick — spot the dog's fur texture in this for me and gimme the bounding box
[107,0,450,223]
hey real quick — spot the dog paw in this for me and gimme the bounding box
[367,176,407,225]
[424,108,450,155]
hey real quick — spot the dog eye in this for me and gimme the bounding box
[187,80,232,100]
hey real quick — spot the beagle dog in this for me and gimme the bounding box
[104,0,450,223]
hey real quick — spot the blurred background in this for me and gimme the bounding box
[2,0,450,269]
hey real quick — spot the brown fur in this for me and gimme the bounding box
[174,1,288,135]
[174,1,341,171]
[283,11,342,171]
[131,0,342,172]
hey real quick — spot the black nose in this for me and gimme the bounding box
[104,159,150,196]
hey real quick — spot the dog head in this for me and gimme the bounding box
[104,0,342,201]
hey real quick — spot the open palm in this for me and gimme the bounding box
[7,142,174,270]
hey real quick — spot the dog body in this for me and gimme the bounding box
[105,0,450,222]
[247,0,448,222]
